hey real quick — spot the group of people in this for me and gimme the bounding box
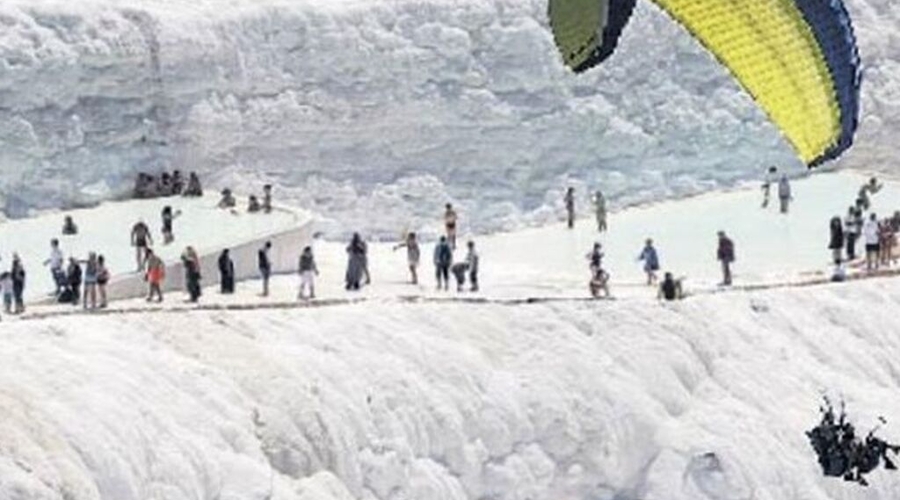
[829,177,898,278]
[761,166,794,214]
[41,239,110,310]
[133,170,203,199]
[218,185,273,214]
[564,187,608,232]
[0,254,27,315]
[807,398,900,486]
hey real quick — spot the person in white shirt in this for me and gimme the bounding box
[862,213,881,271]
[42,238,65,296]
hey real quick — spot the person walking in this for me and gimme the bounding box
[145,249,165,302]
[131,219,153,272]
[181,246,202,302]
[43,238,65,296]
[829,216,845,265]
[82,252,99,310]
[66,257,82,306]
[717,231,735,286]
[863,213,880,272]
[258,241,272,296]
[298,246,319,300]
[594,190,607,232]
[96,255,109,308]
[11,255,25,314]
[638,238,660,286]
[218,249,235,294]
[345,233,367,291]
[466,240,479,292]
[393,232,421,285]
[433,235,453,291]
[778,174,792,214]
[564,187,576,229]
[444,204,459,250]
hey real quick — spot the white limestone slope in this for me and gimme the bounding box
[2,278,900,499]
[0,0,898,236]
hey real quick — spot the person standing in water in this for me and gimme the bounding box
[844,206,861,261]
[828,216,845,265]
[433,236,453,291]
[96,255,109,308]
[593,190,607,232]
[761,166,777,208]
[564,187,576,229]
[466,240,479,292]
[218,249,235,294]
[345,233,367,291]
[778,174,792,214]
[393,232,421,285]
[638,238,660,286]
[587,242,604,276]
[181,246,202,302]
[863,213,880,272]
[444,204,458,250]
[145,249,165,302]
[258,241,272,296]
[43,238,65,296]
[298,246,319,300]
[717,231,735,286]
[131,219,153,272]
[161,206,180,245]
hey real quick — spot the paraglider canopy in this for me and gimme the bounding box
[548,0,862,168]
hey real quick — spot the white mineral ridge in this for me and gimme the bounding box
[3,170,900,500]
[0,0,897,235]
[3,277,900,499]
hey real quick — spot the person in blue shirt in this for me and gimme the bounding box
[638,238,660,286]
